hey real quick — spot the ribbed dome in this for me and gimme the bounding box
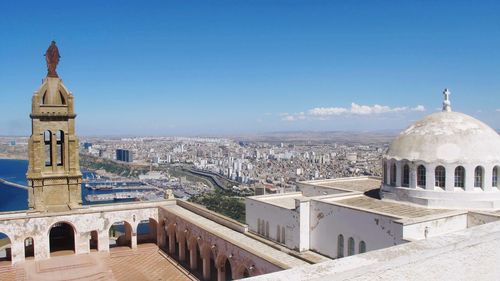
[385,111,500,164]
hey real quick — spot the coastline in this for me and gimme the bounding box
[0,155,28,161]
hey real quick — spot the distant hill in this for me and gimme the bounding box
[232,130,399,145]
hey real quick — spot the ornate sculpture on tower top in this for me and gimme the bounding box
[45,41,61,77]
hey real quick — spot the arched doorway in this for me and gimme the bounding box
[89,230,98,251]
[49,222,75,256]
[109,221,133,249]
[0,233,11,264]
[137,218,158,246]
[24,237,35,259]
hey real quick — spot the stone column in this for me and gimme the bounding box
[395,161,402,187]
[484,166,493,191]
[179,239,187,262]
[131,232,137,249]
[410,163,417,188]
[426,164,435,190]
[217,266,225,281]
[36,235,50,260]
[465,164,475,191]
[445,164,454,191]
[76,232,90,255]
[168,234,176,254]
[386,161,392,186]
[190,247,198,270]
[99,230,110,252]
[11,240,25,265]
[202,258,211,280]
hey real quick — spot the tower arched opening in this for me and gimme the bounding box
[0,233,12,264]
[49,222,75,255]
[24,237,35,259]
[137,218,158,246]
[109,221,133,249]
[89,230,98,251]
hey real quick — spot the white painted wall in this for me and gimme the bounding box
[402,213,468,241]
[309,200,404,258]
[246,197,304,251]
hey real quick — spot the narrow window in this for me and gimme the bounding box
[257,219,261,234]
[281,226,285,243]
[474,166,484,188]
[417,165,426,187]
[44,130,52,167]
[493,166,499,188]
[383,160,387,184]
[265,222,269,238]
[337,235,344,258]
[390,163,397,186]
[59,91,66,105]
[359,241,366,253]
[348,237,355,256]
[402,164,410,187]
[435,166,446,188]
[276,225,281,243]
[454,166,465,188]
[56,130,64,166]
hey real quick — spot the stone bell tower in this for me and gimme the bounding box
[26,41,82,211]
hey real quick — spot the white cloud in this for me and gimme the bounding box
[496,109,500,112]
[308,107,348,116]
[412,105,426,112]
[282,102,426,121]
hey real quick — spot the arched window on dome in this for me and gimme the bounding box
[493,166,499,188]
[454,166,465,188]
[435,166,446,188]
[402,164,410,187]
[348,237,355,256]
[359,241,366,254]
[337,234,344,258]
[390,163,397,186]
[417,165,426,188]
[474,166,484,188]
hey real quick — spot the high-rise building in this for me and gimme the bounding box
[116,149,133,162]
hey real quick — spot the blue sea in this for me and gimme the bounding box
[0,159,137,211]
[0,159,152,234]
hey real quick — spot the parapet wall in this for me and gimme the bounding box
[246,219,500,281]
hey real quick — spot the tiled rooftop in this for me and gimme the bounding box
[329,195,453,219]
[306,177,382,193]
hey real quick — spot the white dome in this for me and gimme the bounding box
[385,111,500,164]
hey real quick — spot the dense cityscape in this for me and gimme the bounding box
[0,134,388,200]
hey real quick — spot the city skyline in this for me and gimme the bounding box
[1,1,499,136]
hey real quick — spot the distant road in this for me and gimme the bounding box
[0,178,28,190]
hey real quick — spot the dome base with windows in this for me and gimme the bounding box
[380,90,500,210]
[380,185,500,210]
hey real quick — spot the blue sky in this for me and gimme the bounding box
[1,0,499,136]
